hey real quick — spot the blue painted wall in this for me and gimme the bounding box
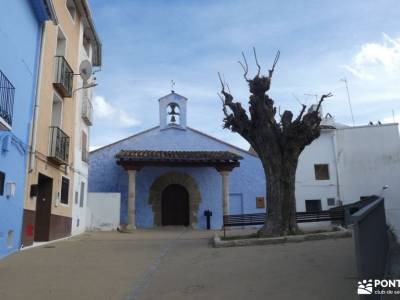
[89,126,266,229]
[0,0,49,258]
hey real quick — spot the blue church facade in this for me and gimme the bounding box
[89,92,266,230]
[0,0,55,258]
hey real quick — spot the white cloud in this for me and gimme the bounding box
[93,96,140,127]
[343,33,400,80]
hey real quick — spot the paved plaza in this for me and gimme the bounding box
[0,229,358,300]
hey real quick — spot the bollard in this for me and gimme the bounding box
[204,210,212,230]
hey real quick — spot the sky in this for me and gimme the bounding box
[88,0,400,151]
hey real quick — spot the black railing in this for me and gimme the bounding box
[53,56,73,97]
[48,126,70,164]
[222,210,346,237]
[0,70,15,128]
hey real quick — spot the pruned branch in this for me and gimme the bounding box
[281,110,293,129]
[296,104,307,122]
[222,74,231,94]
[253,47,261,77]
[218,72,226,92]
[316,92,333,112]
[269,50,280,78]
[238,52,249,81]
[218,92,229,117]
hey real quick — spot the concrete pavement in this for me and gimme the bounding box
[0,228,358,300]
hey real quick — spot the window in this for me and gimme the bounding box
[82,131,88,162]
[74,191,79,205]
[0,70,15,129]
[66,0,76,22]
[305,199,322,212]
[327,198,335,206]
[79,182,85,207]
[314,164,330,180]
[0,171,5,196]
[83,33,91,57]
[60,177,70,205]
[51,93,63,127]
[56,29,66,57]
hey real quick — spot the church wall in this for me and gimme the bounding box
[89,126,266,229]
[134,167,221,229]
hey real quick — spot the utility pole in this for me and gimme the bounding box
[340,78,355,126]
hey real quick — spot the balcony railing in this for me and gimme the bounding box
[53,56,73,98]
[82,97,93,126]
[48,126,70,165]
[0,70,15,130]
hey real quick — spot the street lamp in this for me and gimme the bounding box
[72,82,98,96]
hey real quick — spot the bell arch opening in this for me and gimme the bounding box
[166,102,180,125]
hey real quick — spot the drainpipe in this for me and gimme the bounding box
[29,23,47,173]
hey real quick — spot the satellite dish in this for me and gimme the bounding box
[79,60,92,81]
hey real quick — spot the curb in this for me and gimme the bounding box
[213,226,352,248]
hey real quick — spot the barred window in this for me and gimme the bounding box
[60,177,70,205]
[0,70,15,128]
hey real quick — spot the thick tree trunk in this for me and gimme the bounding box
[280,155,300,235]
[258,163,282,236]
[258,155,300,237]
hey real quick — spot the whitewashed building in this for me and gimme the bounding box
[71,9,101,235]
[296,115,400,237]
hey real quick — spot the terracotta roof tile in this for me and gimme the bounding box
[115,150,242,162]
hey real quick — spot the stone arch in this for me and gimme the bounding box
[148,172,201,227]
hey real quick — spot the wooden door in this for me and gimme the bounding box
[161,184,189,226]
[34,174,53,241]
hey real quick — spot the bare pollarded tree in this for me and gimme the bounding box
[218,48,332,236]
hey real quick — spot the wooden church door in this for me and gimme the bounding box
[161,184,189,226]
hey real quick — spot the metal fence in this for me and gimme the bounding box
[352,197,388,299]
[48,126,70,164]
[54,56,73,97]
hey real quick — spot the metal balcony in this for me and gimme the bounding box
[53,56,73,98]
[0,70,15,130]
[48,126,70,165]
[81,97,93,126]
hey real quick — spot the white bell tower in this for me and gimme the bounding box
[159,91,187,130]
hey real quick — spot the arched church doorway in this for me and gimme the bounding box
[161,184,189,226]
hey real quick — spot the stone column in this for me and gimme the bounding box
[220,171,230,216]
[126,169,137,230]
